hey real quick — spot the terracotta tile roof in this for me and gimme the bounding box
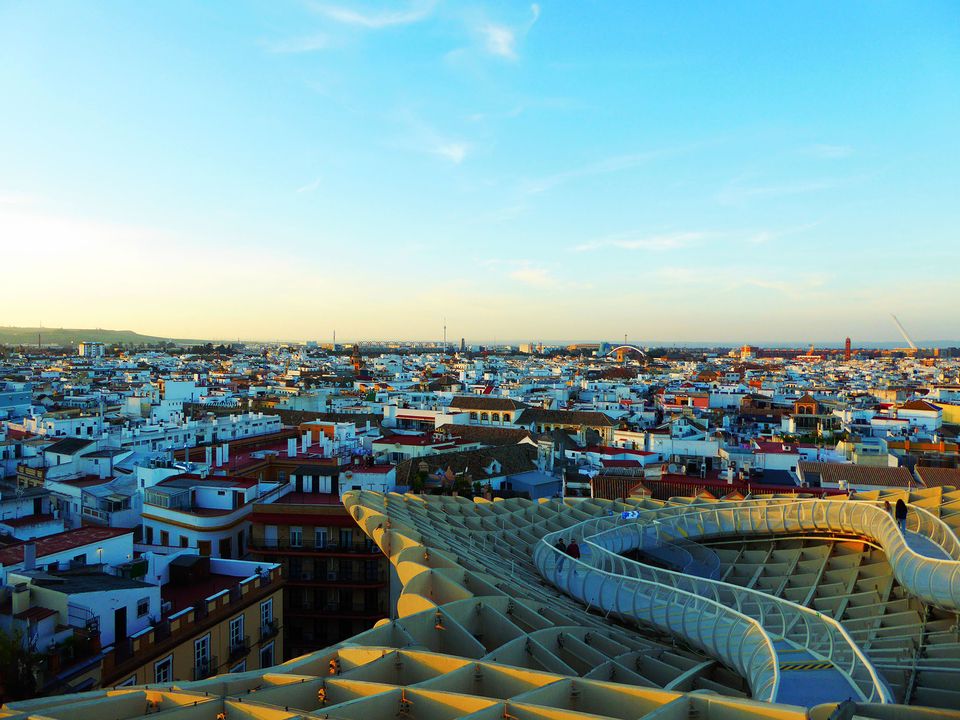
[447,396,528,412]
[443,425,535,446]
[915,466,960,489]
[589,476,648,501]
[0,527,130,566]
[516,408,617,427]
[899,400,941,412]
[798,461,915,488]
[394,444,537,486]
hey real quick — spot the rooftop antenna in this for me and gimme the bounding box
[443,317,447,352]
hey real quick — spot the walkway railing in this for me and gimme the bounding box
[532,521,781,703]
[534,499,903,705]
[651,499,960,611]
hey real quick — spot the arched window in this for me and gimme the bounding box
[470,412,477,420]
[492,413,500,423]
[502,413,510,423]
[481,412,489,423]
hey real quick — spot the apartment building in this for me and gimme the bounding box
[141,473,288,559]
[248,495,389,660]
[100,555,283,686]
[0,529,283,692]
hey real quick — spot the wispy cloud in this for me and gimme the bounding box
[653,264,830,301]
[473,4,540,61]
[573,231,707,253]
[522,144,698,195]
[296,177,322,194]
[716,176,844,205]
[263,33,333,54]
[432,142,469,164]
[394,109,471,164]
[746,221,821,244]
[509,264,555,287]
[310,0,436,29]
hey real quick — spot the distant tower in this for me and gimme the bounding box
[844,337,852,362]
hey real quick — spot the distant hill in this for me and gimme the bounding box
[0,326,208,347]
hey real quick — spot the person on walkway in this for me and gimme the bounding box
[567,539,581,560]
[555,538,567,573]
[884,500,892,516]
[895,498,908,532]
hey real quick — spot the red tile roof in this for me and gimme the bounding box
[0,527,130,566]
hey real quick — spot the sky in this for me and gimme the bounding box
[1,1,958,344]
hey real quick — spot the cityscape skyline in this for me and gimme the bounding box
[2,1,958,341]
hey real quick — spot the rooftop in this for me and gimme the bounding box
[0,527,130,566]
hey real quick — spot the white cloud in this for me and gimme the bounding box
[574,231,706,253]
[746,221,820,244]
[311,0,435,29]
[717,176,842,205]
[509,266,555,287]
[432,142,469,164]
[473,4,540,60]
[296,177,322,194]
[481,24,517,59]
[522,144,699,196]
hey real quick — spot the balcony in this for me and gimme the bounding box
[228,636,250,661]
[193,656,219,680]
[260,619,280,642]
[250,541,381,556]
[100,565,282,686]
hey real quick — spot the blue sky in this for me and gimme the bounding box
[1,1,958,343]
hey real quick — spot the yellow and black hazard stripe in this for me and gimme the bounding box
[778,662,834,671]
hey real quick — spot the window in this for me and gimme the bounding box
[116,675,138,687]
[229,615,244,649]
[470,412,477,420]
[230,660,246,673]
[492,413,500,422]
[290,526,303,547]
[315,527,327,549]
[159,530,169,546]
[154,655,173,684]
[481,412,489,422]
[194,634,210,671]
[339,528,352,548]
[180,536,188,548]
[260,598,273,629]
[259,642,274,668]
[264,525,278,548]
[137,597,150,618]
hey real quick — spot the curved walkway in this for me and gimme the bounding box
[533,496,960,707]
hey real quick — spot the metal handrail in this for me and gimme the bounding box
[535,498,914,704]
[533,526,782,703]
[578,505,890,704]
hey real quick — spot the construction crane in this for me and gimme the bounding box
[890,314,918,351]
